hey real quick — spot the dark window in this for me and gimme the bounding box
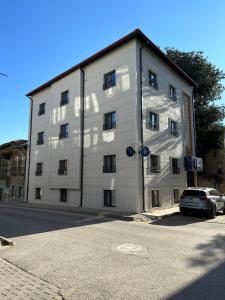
[35,163,43,176]
[103,155,116,173]
[58,160,68,175]
[150,155,160,173]
[103,111,116,130]
[103,70,116,90]
[38,102,45,115]
[172,158,180,174]
[149,71,158,89]
[11,186,15,198]
[209,189,221,197]
[173,189,180,203]
[18,186,23,198]
[60,189,67,202]
[170,120,178,137]
[60,90,69,106]
[169,85,177,101]
[35,188,42,200]
[37,132,44,145]
[152,190,160,207]
[104,190,116,207]
[59,123,69,139]
[182,190,206,197]
[147,111,159,130]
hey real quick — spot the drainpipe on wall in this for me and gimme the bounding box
[25,96,33,203]
[139,42,149,212]
[79,67,85,207]
[192,90,198,187]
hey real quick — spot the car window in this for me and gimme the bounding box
[182,190,206,197]
[209,189,221,197]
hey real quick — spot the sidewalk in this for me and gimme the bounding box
[0,200,179,223]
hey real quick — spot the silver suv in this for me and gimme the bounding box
[180,187,225,218]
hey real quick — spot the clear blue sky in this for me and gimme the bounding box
[0,0,225,144]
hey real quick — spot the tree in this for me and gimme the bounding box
[166,48,225,157]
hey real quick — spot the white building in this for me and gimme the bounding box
[25,29,196,213]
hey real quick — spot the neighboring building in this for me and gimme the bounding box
[0,140,27,201]
[25,29,196,213]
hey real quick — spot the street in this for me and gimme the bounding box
[1,206,225,300]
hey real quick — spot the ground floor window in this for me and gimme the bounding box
[152,190,160,207]
[173,189,180,203]
[18,186,23,198]
[60,189,68,202]
[35,188,42,200]
[11,186,15,198]
[104,190,116,207]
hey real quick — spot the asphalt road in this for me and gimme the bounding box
[1,206,225,300]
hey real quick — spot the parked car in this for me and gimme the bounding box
[180,187,225,218]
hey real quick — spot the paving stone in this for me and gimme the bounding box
[0,258,63,300]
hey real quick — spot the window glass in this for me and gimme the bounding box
[103,71,116,90]
[149,71,158,89]
[60,91,69,106]
[148,111,158,130]
[104,112,116,130]
[103,155,116,173]
[104,190,116,207]
[182,190,206,197]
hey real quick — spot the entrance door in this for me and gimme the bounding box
[0,189,3,201]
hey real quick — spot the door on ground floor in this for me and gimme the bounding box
[0,188,3,201]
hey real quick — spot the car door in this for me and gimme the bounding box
[213,189,224,210]
[209,189,220,210]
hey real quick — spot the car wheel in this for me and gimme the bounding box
[180,208,187,215]
[209,205,217,219]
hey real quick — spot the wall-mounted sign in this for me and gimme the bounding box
[139,146,150,157]
[126,146,135,157]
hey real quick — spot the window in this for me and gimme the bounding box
[170,120,178,137]
[35,188,42,200]
[182,190,206,197]
[11,186,15,198]
[149,71,158,89]
[172,158,180,174]
[173,189,180,203]
[152,190,160,207]
[37,131,44,145]
[35,163,43,176]
[60,90,69,106]
[18,186,23,198]
[58,160,68,175]
[38,102,45,115]
[169,85,177,101]
[147,111,159,130]
[59,123,69,139]
[104,190,116,207]
[103,155,116,173]
[103,70,116,90]
[60,189,67,202]
[103,111,116,130]
[209,189,221,197]
[150,155,160,173]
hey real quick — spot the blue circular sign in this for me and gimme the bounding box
[139,146,150,157]
[126,146,135,157]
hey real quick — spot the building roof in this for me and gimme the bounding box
[26,28,196,97]
[0,140,28,150]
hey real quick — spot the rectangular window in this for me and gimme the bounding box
[169,85,177,101]
[38,102,45,115]
[149,71,158,89]
[147,111,159,130]
[172,158,180,174]
[103,111,116,130]
[18,186,23,198]
[103,155,116,173]
[37,131,44,145]
[104,190,116,207]
[35,162,43,176]
[35,188,42,200]
[58,160,68,175]
[152,190,160,207]
[103,70,116,90]
[150,155,160,173]
[60,189,67,202]
[59,123,69,139]
[170,120,178,137]
[60,90,69,106]
[11,186,15,198]
[173,189,180,203]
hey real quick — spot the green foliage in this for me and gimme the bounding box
[166,48,225,156]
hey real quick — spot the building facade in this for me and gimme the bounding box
[25,29,196,213]
[0,140,27,201]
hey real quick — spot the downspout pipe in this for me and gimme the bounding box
[25,96,33,203]
[140,42,149,212]
[79,67,85,207]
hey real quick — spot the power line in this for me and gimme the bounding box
[0,72,8,77]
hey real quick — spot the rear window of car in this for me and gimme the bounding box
[182,190,206,197]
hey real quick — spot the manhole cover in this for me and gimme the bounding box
[111,243,148,256]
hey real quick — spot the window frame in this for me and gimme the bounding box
[58,159,68,175]
[170,119,178,137]
[149,70,158,90]
[59,123,69,139]
[171,158,180,174]
[173,188,180,204]
[103,70,116,90]
[149,154,161,173]
[60,189,68,202]
[37,131,44,145]
[169,84,177,101]
[38,102,45,116]
[35,162,43,176]
[151,189,160,208]
[103,155,116,173]
[60,90,69,106]
[147,110,159,131]
[103,189,116,208]
[35,187,42,200]
[103,111,117,131]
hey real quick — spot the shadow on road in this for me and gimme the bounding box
[0,206,113,238]
[151,214,208,227]
[166,234,225,300]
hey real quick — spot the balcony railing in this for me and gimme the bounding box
[59,132,69,139]
[35,170,42,176]
[150,165,161,173]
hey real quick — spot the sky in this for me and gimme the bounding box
[0,0,225,144]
